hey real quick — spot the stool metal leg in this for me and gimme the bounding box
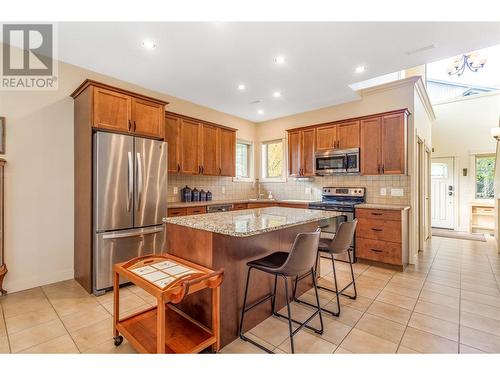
[282,275,295,354]
[347,250,357,299]
[271,274,278,315]
[239,267,252,339]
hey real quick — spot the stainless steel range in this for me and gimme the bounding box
[308,187,365,261]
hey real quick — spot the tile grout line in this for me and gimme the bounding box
[39,286,82,354]
[0,301,13,353]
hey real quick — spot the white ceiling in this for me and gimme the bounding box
[57,22,500,122]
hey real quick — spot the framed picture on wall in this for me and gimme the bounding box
[0,117,4,154]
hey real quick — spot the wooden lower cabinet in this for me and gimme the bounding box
[247,202,277,209]
[233,203,249,210]
[278,202,309,209]
[355,207,409,269]
[167,208,188,217]
[186,206,207,215]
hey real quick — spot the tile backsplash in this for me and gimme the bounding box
[168,175,257,202]
[168,174,409,205]
[260,175,410,205]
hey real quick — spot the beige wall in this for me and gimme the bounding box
[432,92,500,231]
[0,52,256,293]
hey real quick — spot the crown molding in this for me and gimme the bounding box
[358,76,420,97]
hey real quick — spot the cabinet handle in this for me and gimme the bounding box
[371,228,383,232]
[177,164,181,173]
[378,164,382,174]
[371,212,383,216]
[370,248,383,253]
[133,121,137,132]
[382,165,385,174]
[201,166,204,174]
[128,120,132,132]
[219,167,222,175]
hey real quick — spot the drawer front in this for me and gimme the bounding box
[247,202,276,209]
[356,238,402,265]
[356,208,401,221]
[186,206,207,215]
[233,203,249,210]
[167,208,187,217]
[357,218,401,243]
[278,203,309,209]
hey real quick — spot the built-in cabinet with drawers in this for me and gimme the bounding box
[165,112,236,177]
[355,207,409,270]
[167,201,308,217]
[286,109,409,177]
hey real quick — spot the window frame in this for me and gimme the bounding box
[260,138,286,182]
[474,153,496,200]
[233,139,254,182]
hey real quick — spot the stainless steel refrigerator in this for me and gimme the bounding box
[93,132,167,294]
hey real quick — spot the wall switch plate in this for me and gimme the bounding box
[380,188,387,196]
[222,186,226,194]
[391,188,404,197]
[173,186,178,195]
[305,187,312,195]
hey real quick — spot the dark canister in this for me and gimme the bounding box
[206,190,212,201]
[200,189,207,201]
[191,188,200,202]
[181,185,192,202]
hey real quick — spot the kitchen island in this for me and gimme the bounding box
[165,207,342,347]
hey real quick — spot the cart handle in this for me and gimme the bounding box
[169,269,224,303]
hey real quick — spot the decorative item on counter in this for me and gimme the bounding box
[206,190,213,201]
[268,191,273,200]
[192,188,200,202]
[200,189,207,201]
[181,185,192,202]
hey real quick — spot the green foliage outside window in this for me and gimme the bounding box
[266,142,283,178]
[475,155,495,199]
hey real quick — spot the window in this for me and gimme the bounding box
[261,139,284,180]
[431,163,448,178]
[475,154,495,199]
[235,139,253,181]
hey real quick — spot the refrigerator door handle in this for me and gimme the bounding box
[127,151,133,212]
[102,226,163,240]
[136,152,143,211]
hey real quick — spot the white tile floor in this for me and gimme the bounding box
[1,235,499,354]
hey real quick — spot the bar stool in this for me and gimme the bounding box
[294,219,358,317]
[239,229,324,354]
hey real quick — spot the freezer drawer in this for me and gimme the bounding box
[94,225,166,293]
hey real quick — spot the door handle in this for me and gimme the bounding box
[103,226,163,240]
[127,152,133,212]
[136,152,143,211]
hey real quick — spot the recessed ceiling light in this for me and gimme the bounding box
[355,65,366,73]
[142,40,157,49]
[237,84,246,91]
[257,109,264,115]
[274,55,286,65]
[272,91,281,98]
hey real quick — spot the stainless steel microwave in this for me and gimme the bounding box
[314,148,360,175]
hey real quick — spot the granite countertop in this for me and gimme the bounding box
[168,198,316,208]
[164,207,341,237]
[355,203,410,210]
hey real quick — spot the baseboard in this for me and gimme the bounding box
[3,268,75,294]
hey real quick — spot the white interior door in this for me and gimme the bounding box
[431,157,455,229]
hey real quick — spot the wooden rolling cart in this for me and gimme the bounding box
[113,254,223,354]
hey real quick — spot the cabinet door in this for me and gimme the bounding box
[93,87,131,132]
[381,113,405,175]
[180,119,201,175]
[360,117,382,175]
[337,120,360,149]
[316,124,337,150]
[132,98,164,138]
[301,128,316,176]
[165,114,181,173]
[200,123,219,176]
[288,131,301,176]
[219,128,236,176]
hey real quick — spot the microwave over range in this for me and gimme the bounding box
[314,148,360,176]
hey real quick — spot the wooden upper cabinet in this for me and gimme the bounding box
[316,124,337,151]
[165,114,181,173]
[93,87,131,132]
[381,113,406,175]
[288,131,301,176]
[180,119,201,175]
[219,128,236,176]
[360,117,382,175]
[301,128,316,176]
[72,80,167,139]
[132,98,164,138]
[200,123,219,176]
[337,120,360,149]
